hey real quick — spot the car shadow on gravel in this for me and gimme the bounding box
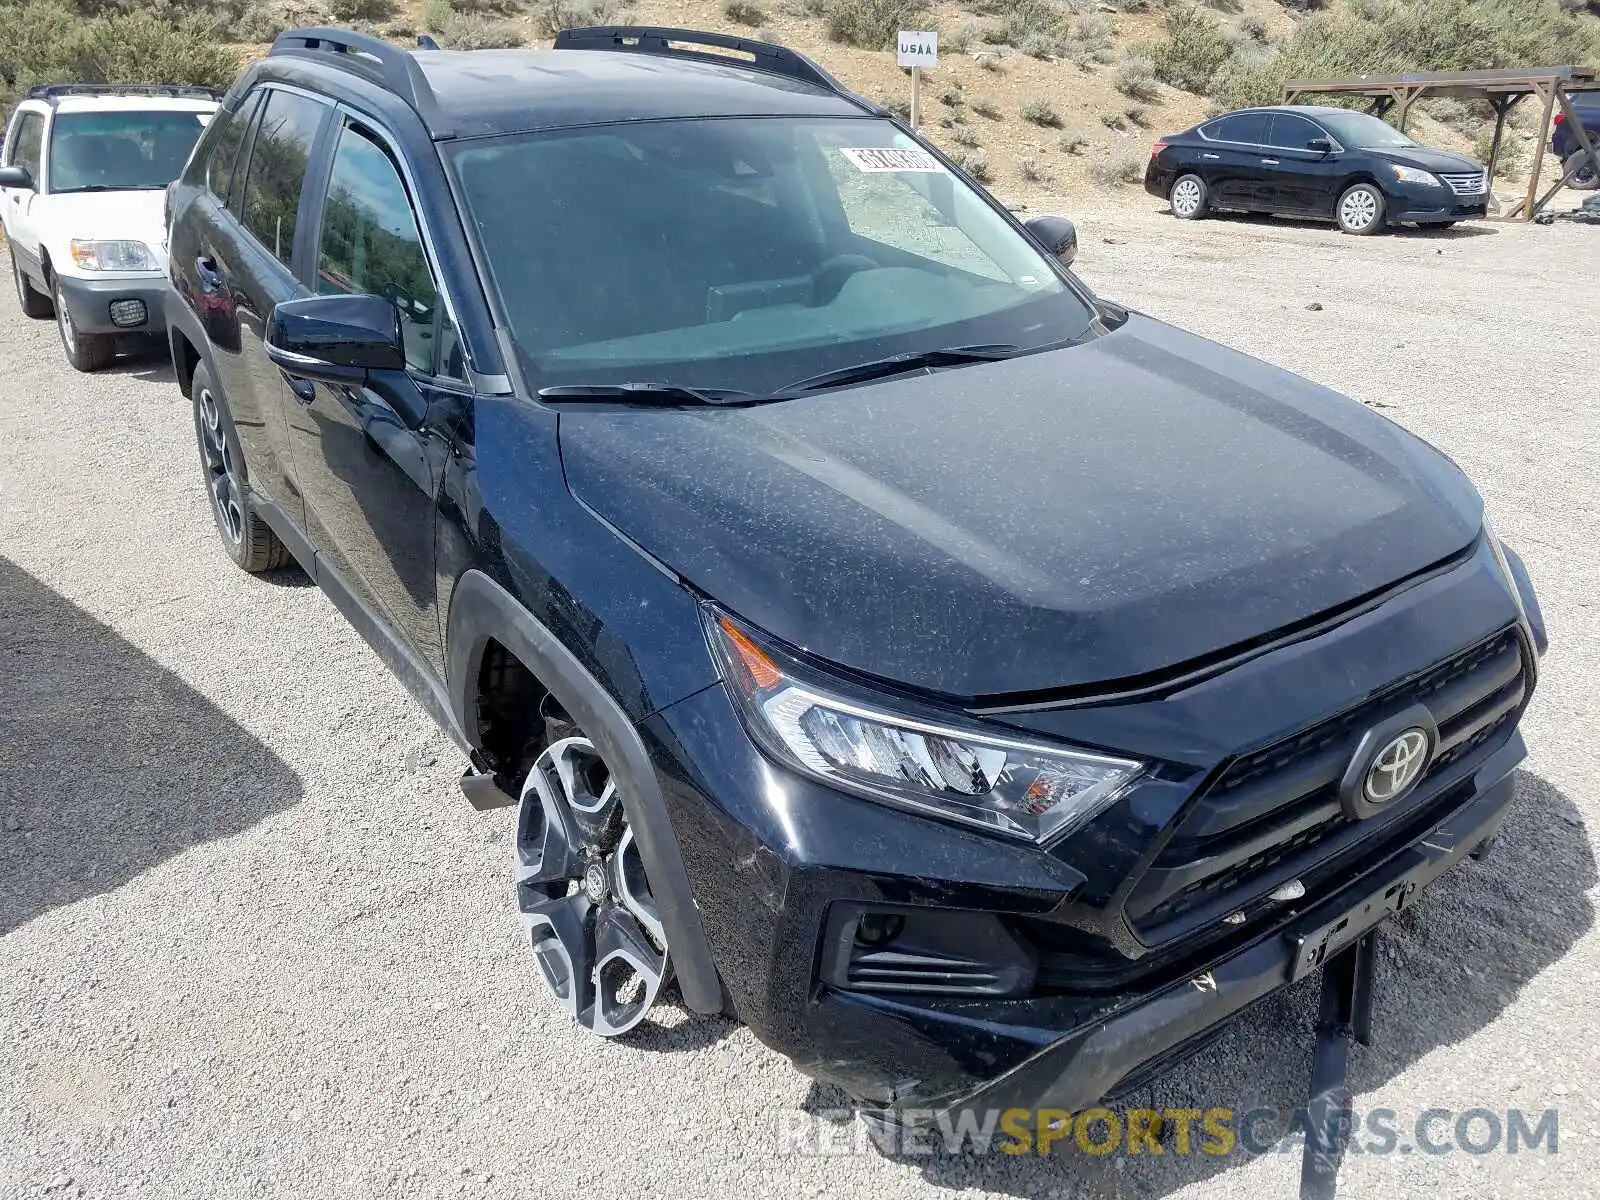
[103,337,176,382]
[0,556,302,937]
[1199,211,1499,239]
[855,768,1592,1199]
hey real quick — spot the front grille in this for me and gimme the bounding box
[1440,172,1488,196]
[1126,626,1526,940]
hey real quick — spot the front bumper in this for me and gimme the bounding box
[53,273,168,335]
[1387,181,1488,223]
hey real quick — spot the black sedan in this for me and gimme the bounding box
[1145,105,1489,234]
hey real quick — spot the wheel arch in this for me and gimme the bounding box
[445,568,725,1015]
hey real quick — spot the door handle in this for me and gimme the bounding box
[194,255,223,293]
[1260,158,1281,165]
[1201,153,1220,160]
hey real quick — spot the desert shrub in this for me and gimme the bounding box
[1020,97,1063,126]
[1212,0,1600,111]
[1473,127,1530,173]
[951,147,992,182]
[1238,12,1268,41]
[1114,52,1160,99]
[436,12,524,45]
[944,22,984,52]
[1058,132,1089,153]
[823,0,927,49]
[1,5,238,102]
[1124,103,1149,126]
[985,0,1071,52]
[331,0,396,19]
[725,0,764,23]
[1202,0,1241,12]
[532,0,622,36]
[234,1,288,42]
[1091,147,1146,185]
[970,94,1002,118]
[1149,6,1233,93]
[1070,12,1115,55]
[1020,32,1061,57]
[881,94,912,118]
[951,125,981,147]
[937,84,963,105]
[1018,155,1054,182]
[1100,110,1126,129]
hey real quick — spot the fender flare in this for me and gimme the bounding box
[445,569,724,1015]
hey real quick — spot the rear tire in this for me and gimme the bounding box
[1335,183,1386,235]
[190,362,291,573]
[55,283,115,372]
[10,249,52,319]
[1170,173,1209,220]
[1563,150,1599,191]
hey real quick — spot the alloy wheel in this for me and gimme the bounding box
[1339,188,1379,232]
[1172,177,1203,217]
[196,387,245,546]
[516,732,669,1037]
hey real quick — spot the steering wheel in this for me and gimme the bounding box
[810,254,879,305]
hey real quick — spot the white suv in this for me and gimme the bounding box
[1,85,219,371]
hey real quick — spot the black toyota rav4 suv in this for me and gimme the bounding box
[166,26,1546,1130]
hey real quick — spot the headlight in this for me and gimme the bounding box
[69,239,155,271]
[1390,164,1439,186]
[705,609,1144,844]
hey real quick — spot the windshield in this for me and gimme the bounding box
[448,117,1097,393]
[48,110,210,193]
[1316,111,1417,150]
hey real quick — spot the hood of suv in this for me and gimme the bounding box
[559,315,1482,699]
[42,191,168,266]
[1370,146,1483,175]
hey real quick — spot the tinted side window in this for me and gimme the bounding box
[239,90,327,267]
[206,91,264,203]
[8,113,45,179]
[1205,113,1269,145]
[315,122,443,375]
[1267,114,1326,150]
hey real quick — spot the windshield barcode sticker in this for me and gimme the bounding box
[838,147,947,173]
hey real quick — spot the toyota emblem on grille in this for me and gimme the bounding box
[1363,728,1431,804]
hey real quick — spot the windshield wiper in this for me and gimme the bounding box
[538,382,755,407]
[770,344,1025,397]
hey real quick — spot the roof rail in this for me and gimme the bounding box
[269,27,451,137]
[553,26,852,98]
[25,83,222,103]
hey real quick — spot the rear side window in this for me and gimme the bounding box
[1266,114,1327,150]
[239,89,328,267]
[7,112,45,180]
[314,122,444,376]
[1203,113,1269,145]
[206,91,264,204]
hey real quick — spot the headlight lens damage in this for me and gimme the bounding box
[706,609,1143,843]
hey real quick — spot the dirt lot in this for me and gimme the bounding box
[2,201,1597,1200]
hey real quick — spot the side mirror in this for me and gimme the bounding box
[0,165,35,190]
[1024,213,1077,268]
[1307,138,1334,154]
[265,293,405,384]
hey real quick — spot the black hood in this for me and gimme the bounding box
[1372,145,1483,174]
[559,316,1482,699]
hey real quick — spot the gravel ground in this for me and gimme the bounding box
[1,204,1597,1200]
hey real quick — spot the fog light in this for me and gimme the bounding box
[108,299,146,328]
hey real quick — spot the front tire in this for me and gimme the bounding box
[1170,173,1209,220]
[55,283,115,371]
[11,249,52,318]
[1336,183,1386,235]
[515,705,672,1038]
[1563,150,1599,191]
[191,362,291,573]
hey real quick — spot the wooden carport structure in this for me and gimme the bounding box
[1282,67,1600,221]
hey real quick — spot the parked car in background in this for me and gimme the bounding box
[0,84,218,371]
[1146,105,1489,234]
[1551,91,1600,189]
[166,26,1545,1135]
